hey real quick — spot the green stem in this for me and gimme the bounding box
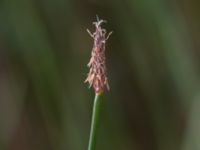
[87,93,103,150]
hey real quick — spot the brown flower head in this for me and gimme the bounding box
[85,16,112,94]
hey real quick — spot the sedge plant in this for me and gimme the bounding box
[85,16,112,150]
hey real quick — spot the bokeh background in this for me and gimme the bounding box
[0,0,200,150]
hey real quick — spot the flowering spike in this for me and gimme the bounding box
[85,17,112,94]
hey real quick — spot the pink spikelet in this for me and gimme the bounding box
[85,16,112,94]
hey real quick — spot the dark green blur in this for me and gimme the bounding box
[0,0,200,150]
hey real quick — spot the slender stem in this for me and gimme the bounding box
[87,93,103,150]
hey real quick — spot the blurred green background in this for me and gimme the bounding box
[0,0,200,150]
